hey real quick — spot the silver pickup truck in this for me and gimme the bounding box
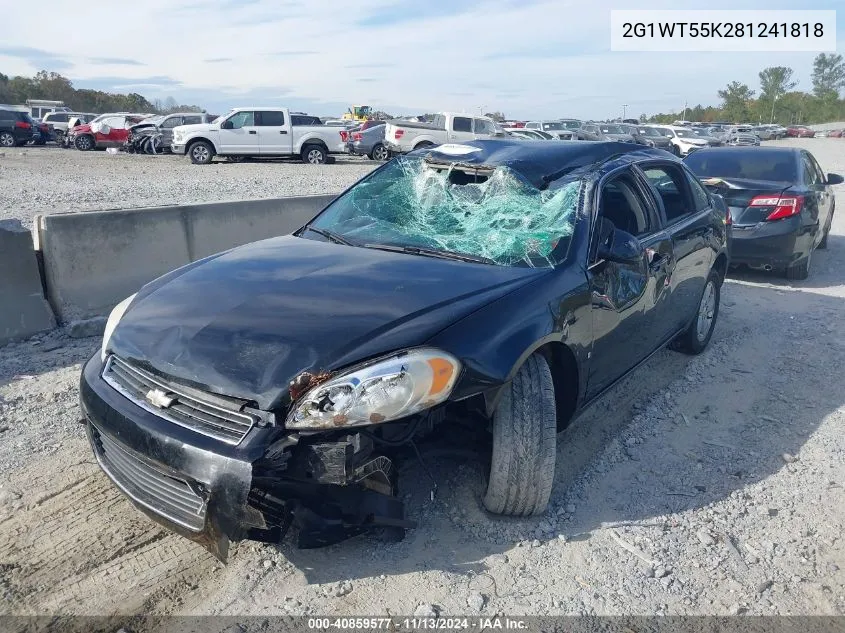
[384,112,506,154]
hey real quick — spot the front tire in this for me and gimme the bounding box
[75,135,94,151]
[672,269,720,355]
[483,353,557,517]
[188,141,214,164]
[0,132,14,148]
[301,144,327,164]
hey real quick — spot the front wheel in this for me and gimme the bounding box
[75,135,94,151]
[370,143,389,161]
[301,145,327,164]
[483,353,557,517]
[0,132,14,148]
[188,141,214,164]
[672,269,720,355]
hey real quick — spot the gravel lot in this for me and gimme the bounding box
[1,139,843,622]
[0,146,379,228]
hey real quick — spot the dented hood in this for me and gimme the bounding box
[109,235,545,410]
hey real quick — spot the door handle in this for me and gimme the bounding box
[249,130,257,135]
[280,130,288,134]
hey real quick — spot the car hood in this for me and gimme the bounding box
[174,123,216,134]
[109,235,546,410]
[605,133,635,142]
[71,124,92,134]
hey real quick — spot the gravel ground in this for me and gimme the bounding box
[0,146,379,228]
[0,139,843,621]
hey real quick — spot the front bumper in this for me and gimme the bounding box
[80,354,413,561]
[728,216,812,269]
[170,143,187,155]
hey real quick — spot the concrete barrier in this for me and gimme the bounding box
[0,220,56,345]
[37,194,335,323]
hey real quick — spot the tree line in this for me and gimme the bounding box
[644,53,845,125]
[0,71,204,115]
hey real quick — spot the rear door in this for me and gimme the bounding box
[448,116,474,142]
[586,167,674,400]
[218,111,260,153]
[638,161,715,336]
[801,151,833,246]
[255,110,291,154]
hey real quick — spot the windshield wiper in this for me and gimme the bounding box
[300,225,354,246]
[362,243,496,265]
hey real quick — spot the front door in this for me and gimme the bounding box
[586,167,675,400]
[218,111,260,153]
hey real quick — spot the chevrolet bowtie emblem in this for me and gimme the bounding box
[145,388,176,409]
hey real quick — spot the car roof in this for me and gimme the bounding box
[685,146,799,159]
[412,139,674,189]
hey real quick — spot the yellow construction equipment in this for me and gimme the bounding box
[342,105,373,122]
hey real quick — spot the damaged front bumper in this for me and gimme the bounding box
[79,354,415,562]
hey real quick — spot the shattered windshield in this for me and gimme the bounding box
[307,156,581,268]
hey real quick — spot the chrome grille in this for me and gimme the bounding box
[92,426,206,531]
[102,355,255,445]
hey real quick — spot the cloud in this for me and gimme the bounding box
[268,50,318,57]
[355,1,483,27]
[0,46,72,70]
[204,57,233,63]
[344,63,395,69]
[88,57,145,66]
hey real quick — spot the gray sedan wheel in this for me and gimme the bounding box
[0,132,14,147]
[371,143,389,161]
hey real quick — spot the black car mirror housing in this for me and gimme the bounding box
[597,224,644,265]
[826,173,844,185]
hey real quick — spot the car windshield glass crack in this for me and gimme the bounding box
[310,156,580,267]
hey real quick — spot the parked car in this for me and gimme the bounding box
[688,128,723,147]
[504,128,551,140]
[685,146,841,280]
[648,126,709,156]
[726,131,760,147]
[577,123,637,143]
[42,111,98,144]
[384,112,506,154]
[787,126,815,138]
[173,107,346,164]
[68,113,147,150]
[751,126,775,141]
[522,120,577,140]
[128,113,216,153]
[346,121,389,160]
[0,106,35,147]
[626,125,674,151]
[82,139,729,560]
[828,129,844,138]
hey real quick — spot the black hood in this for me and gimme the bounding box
[109,235,546,409]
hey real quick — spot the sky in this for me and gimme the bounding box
[0,0,842,120]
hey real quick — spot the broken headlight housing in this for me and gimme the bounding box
[286,348,461,430]
[100,293,136,362]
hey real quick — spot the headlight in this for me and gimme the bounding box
[100,293,136,362]
[173,131,182,142]
[286,348,461,430]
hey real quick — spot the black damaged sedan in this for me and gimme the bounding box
[81,140,730,561]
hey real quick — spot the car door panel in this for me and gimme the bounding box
[218,111,259,153]
[256,111,289,154]
[448,116,474,143]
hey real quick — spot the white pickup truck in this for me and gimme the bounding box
[384,112,506,154]
[172,107,345,164]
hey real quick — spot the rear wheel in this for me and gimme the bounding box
[301,144,327,164]
[0,132,14,148]
[672,269,720,355]
[188,141,214,164]
[483,353,557,517]
[75,135,94,151]
[785,249,812,281]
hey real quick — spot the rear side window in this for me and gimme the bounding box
[801,153,823,185]
[0,110,13,121]
[182,115,202,125]
[256,111,285,126]
[453,117,472,133]
[162,117,182,128]
[642,165,693,223]
[684,169,712,212]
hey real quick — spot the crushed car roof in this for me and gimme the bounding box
[410,139,672,189]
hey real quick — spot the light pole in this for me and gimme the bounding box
[682,101,688,121]
[622,104,628,120]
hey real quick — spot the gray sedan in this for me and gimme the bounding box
[345,122,389,160]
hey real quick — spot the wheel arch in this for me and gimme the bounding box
[712,251,728,285]
[298,137,329,153]
[185,136,216,152]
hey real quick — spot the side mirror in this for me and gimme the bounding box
[220,120,233,130]
[827,173,844,185]
[597,221,644,265]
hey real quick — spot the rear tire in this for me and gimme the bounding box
[0,132,14,148]
[370,143,389,161]
[785,250,811,281]
[672,269,720,355]
[301,144,327,164]
[188,141,214,164]
[483,353,557,517]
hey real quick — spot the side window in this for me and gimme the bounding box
[594,172,654,254]
[473,119,496,135]
[642,165,693,223]
[256,111,285,127]
[182,115,202,125]
[801,154,819,185]
[227,111,255,128]
[162,117,182,128]
[291,115,304,126]
[683,169,712,212]
[453,117,472,133]
[525,122,537,129]
[810,154,827,184]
